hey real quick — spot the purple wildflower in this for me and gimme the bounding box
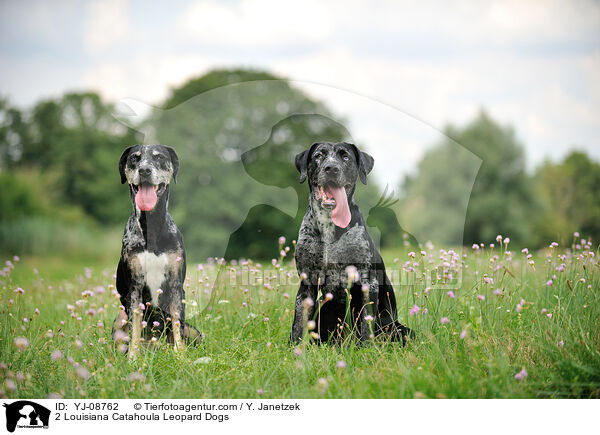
[514,368,528,381]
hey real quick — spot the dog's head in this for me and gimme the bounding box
[119,144,179,212]
[295,141,374,228]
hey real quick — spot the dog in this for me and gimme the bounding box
[291,141,412,344]
[115,144,200,358]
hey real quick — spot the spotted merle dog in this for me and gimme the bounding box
[115,144,200,358]
[291,141,412,344]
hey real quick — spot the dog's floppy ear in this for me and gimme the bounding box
[295,142,319,183]
[164,146,180,183]
[348,143,374,185]
[119,146,135,184]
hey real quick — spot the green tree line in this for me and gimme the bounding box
[400,110,600,247]
[1,69,598,258]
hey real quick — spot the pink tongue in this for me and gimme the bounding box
[329,186,351,228]
[135,185,158,211]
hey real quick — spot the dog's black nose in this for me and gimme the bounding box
[324,164,340,175]
[139,167,152,177]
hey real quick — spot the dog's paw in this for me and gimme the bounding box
[183,324,203,346]
[127,346,140,361]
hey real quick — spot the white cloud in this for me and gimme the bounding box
[0,0,83,47]
[175,0,600,54]
[486,0,600,44]
[84,0,130,54]
[83,53,218,103]
[0,55,84,104]
[178,0,333,47]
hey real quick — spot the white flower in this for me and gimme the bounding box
[126,372,145,382]
[14,337,29,350]
[75,366,91,380]
[345,266,359,282]
[51,350,63,361]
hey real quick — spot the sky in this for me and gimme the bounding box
[1,0,599,186]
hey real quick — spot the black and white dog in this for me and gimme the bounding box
[291,141,412,344]
[115,144,200,358]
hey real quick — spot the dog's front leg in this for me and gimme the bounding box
[170,299,185,352]
[291,281,318,344]
[359,277,378,342]
[128,285,143,360]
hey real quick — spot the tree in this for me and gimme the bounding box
[0,98,29,170]
[535,151,600,244]
[6,92,138,225]
[400,110,538,246]
[148,69,380,260]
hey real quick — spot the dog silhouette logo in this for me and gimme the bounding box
[3,401,50,432]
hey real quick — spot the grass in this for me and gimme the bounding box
[0,236,599,399]
[0,217,121,259]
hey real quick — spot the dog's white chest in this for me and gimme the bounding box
[135,251,169,305]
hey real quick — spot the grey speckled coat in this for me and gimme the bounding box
[291,141,412,344]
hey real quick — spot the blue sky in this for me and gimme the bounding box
[1,0,599,186]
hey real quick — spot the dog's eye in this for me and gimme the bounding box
[313,152,324,159]
[342,154,349,161]
[153,154,165,160]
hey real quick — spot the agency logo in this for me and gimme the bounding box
[2,401,50,432]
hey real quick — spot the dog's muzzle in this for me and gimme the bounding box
[314,180,352,228]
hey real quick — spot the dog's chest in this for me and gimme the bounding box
[324,226,371,268]
[297,223,372,269]
[132,251,175,305]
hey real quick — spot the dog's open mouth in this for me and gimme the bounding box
[315,182,352,228]
[133,183,165,211]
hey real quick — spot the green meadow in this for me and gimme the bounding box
[1,236,598,399]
